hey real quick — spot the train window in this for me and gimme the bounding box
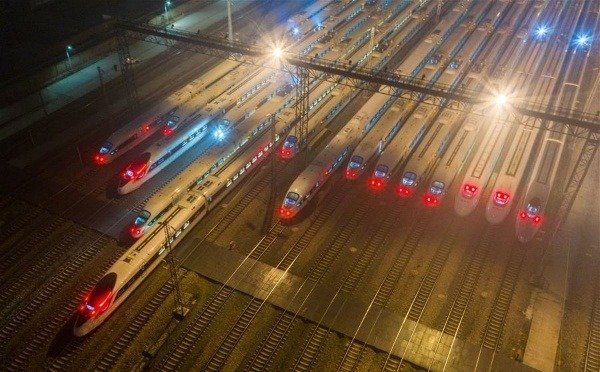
[190,203,206,222]
[134,210,151,226]
[99,142,112,154]
[526,198,542,215]
[429,181,445,195]
[374,165,389,178]
[402,172,417,186]
[210,184,228,203]
[348,155,363,168]
[284,192,300,206]
[149,203,173,226]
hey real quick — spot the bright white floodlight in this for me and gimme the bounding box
[272,47,283,59]
[495,94,508,106]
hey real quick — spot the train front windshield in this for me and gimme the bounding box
[374,165,389,178]
[429,181,445,195]
[526,198,542,216]
[348,155,364,169]
[134,210,151,226]
[402,172,417,186]
[99,142,112,154]
[283,136,298,148]
[284,192,300,206]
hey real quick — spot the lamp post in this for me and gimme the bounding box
[164,0,172,21]
[227,0,233,42]
[66,45,74,70]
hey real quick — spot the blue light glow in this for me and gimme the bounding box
[214,127,226,140]
[534,25,549,38]
[292,27,300,35]
[575,33,591,48]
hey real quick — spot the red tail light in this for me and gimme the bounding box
[129,226,142,237]
[396,185,412,197]
[278,207,293,219]
[532,215,542,224]
[519,211,527,219]
[279,148,292,158]
[122,162,148,180]
[464,184,477,193]
[143,123,151,132]
[369,177,384,190]
[162,127,174,136]
[346,169,358,179]
[423,194,439,206]
[94,154,106,165]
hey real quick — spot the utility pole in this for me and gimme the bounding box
[262,114,277,234]
[227,0,233,42]
[161,223,188,320]
[368,27,375,68]
[97,66,111,118]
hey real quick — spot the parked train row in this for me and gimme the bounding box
[75,0,433,335]
[75,0,592,338]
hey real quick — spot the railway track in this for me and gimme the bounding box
[80,281,175,371]
[204,189,374,371]
[0,222,85,316]
[155,178,351,370]
[0,214,63,281]
[1,233,119,370]
[0,205,43,245]
[334,209,443,372]
[477,243,524,355]
[583,259,600,371]
[291,197,401,372]
[420,226,498,370]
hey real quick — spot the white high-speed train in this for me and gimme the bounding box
[392,108,455,199]
[345,94,398,179]
[279,102,378,219]
[279,124,357,219]
[369,105,432,191]
[75,113,284,336]
[94,60,241,165]
[515,135,564,243]
[117,116,211,195]
[127,0,409,237]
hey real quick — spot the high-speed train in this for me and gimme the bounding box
[392,108,456,199]
[515,0,595,241]
[453,111,509,215]
[74,0,406,336]
[345,94,398,179]
[515,135,565,243]
[94,60,241,165]
[117,116,211,195]
[346,1,466,181]
[279,0,414,160]
[127,0,417,237]
[117,68,282,195]
[279,120,363,219]
[279,85,396,219]
[424,112,477,205]
[456,0,556,217]
[485,1,581,223]
[75,111,286,336]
